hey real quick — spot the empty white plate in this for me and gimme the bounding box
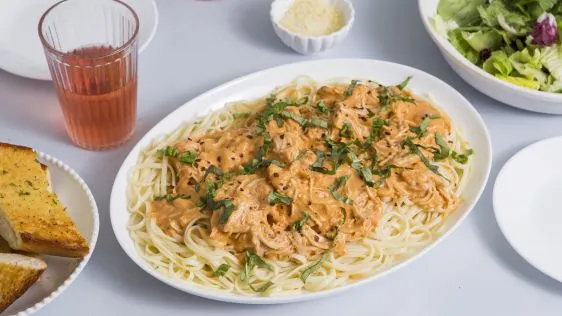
[494,136,562,282]
[0,0,158,81]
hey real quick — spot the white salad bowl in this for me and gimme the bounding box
[270,0,354,55]
[110,59,492,304]
[419,0,562,114]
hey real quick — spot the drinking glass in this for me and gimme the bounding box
[39,0,139,150]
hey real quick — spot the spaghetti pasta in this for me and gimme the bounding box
[126,77,471,296]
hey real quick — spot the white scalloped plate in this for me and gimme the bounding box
[3,152,99,316]
[110,59,492,304]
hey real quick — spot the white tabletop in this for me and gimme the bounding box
[2,0,562,315]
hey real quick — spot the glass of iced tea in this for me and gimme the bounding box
[38,0,139,150]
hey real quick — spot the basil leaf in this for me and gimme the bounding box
[197,180,224,210]
[348,152,374,187]
[281,111,328,130]
[433,133,450,160]
[402,137,446,178]
[215,263,230,277]
[241,251,273,282]
[451,149,473,164]
[241,139,272,174]
[216,200,234,225]
[154,193,191,202]
[233,112,251,119]
[281,111,307,126]
[291,212,311,232]
[301,252,329,283]
[206,165,224,177]
[315,101,329,114]
[310,150,333,174]
[340,121,354,139]
[309,117,328,129]
[379,86,415,111]
[267,192,293,205]
[329,175,353,204]
[410,117,430,137]
[364,118,389,151]
[179,151,198,166]
[396,76,412,90]
[158,146,178,157]
[249,281,274,293]
[344,80,359,97]
[373,164,398,187]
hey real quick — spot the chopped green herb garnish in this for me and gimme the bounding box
[373,165,398,187]
[216,199,234,225]
[433,133,450,160]
[241,251,273,282]
[310,150,332,174]
[364,118,389,150]
[267,191,293,205]
[315,101,329,114]
[428,114,441,119]
[396,76,412,90]
[348,152,374,187]
[301,252,329,283]
[249,281,274,293]
[410,117,430,137]
[241,139,273,174]
[451,149,473,164]
[402,137,445,178]
[291,212,311,232]
[158,146,178,157]
[280,111,328,130]
[344,80,359,97]
[340,121,354,139]
[179,151,198,166]
[233,112,251,119]
[215,264,230,277]
[197,180,224,210]
[378,85,415,111]
[154,193,191,202]
[340,207,347,225]
[329,175,352,204]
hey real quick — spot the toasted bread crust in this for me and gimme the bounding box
[0,142,33,152]
[0,254,46,313]
[0,142,89,258]
[19,233,88,258]
[0,237,11,253]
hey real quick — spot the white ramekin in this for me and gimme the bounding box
[270,0,355,55]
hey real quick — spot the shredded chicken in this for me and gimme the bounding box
[150,81,462,260]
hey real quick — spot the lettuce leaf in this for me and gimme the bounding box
[478,0,530,35]
[448,29,480,64]
[432,14,459,38]
[483,51,513,76]
[437,0,487,26]
[496,75,542,89]
[541,45,562,80]
[509,48,547,83]
[461,30,503,52]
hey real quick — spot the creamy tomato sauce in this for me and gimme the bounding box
[150,81,459,260]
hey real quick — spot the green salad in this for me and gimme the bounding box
[435,0,562,92]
